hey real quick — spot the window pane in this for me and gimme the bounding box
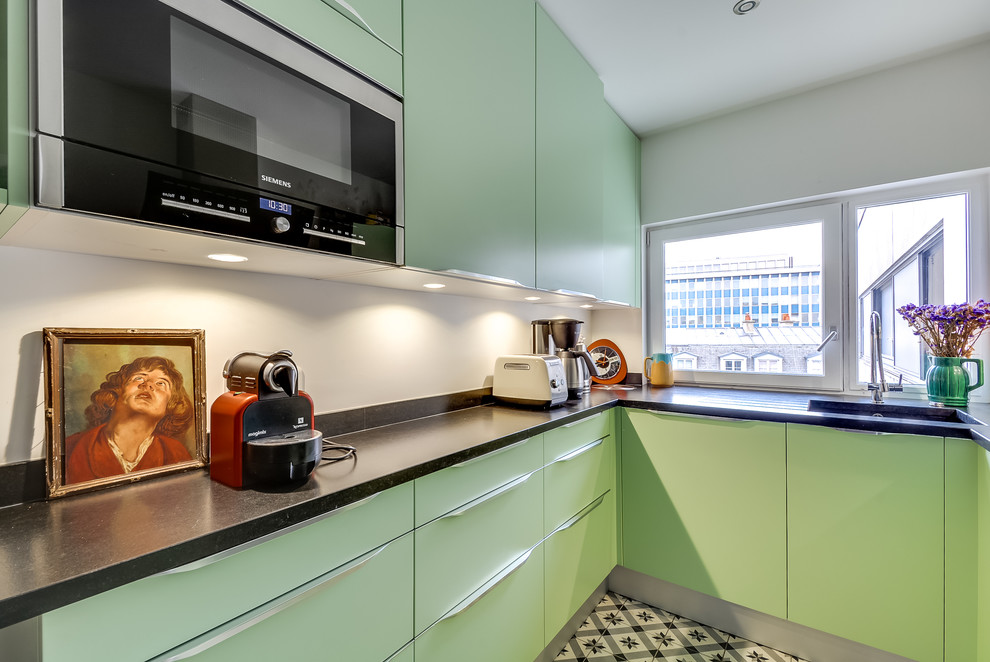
[856,193,967,385]
[663,223,823,375]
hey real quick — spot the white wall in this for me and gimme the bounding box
[0,246,589,466]
[642,38,990,222]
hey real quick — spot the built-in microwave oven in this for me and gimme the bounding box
[34,0,403,265]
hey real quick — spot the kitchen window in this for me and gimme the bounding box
[645,172,989,394]
[646,203,843,391]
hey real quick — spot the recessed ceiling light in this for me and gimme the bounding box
[423,283,446,289]
[733,0,759,15]
[207,253,248,263]
[524,296,541,301]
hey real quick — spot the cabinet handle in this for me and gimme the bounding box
[551,288,598,300]
[319,0,384,43]
[551,437,604,464]
[644,410,756,425]
[439,470,538,520]
[157,492,380,576]
[559,412,604,430]
[156,541,390,660]
[441,269,525,288]
[436,548,533,623]
[450,437,532,469]
[554,493,607,533]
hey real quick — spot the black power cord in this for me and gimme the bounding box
[321,441,357,463]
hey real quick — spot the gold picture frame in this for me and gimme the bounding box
[43,328,208,498]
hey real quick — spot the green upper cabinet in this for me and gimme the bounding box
[601,103,640,307]
[237,0,402,94]
[322,0,402,53]
[536,6,604,298]
[786,424,944,662]
[620,410,787,618]
[403,0,537,286]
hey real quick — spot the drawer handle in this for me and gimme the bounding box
[559,412,604,429]
[158,492,380,576]
[157,541,390,660]
[439,470,538,520]
[554,493,607,533]
[450,437,532,469]
[551,437,604,464]
[437,548,533,623]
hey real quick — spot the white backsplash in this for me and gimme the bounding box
[0,245,604,465]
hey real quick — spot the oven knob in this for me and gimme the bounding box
[271,216,291,234]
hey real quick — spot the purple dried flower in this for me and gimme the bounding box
[897,301,989,358]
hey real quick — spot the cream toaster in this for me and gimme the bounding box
[493,355,568,408]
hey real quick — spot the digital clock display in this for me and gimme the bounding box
[260,198,292,215]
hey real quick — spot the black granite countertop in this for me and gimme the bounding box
[1,386,988,630]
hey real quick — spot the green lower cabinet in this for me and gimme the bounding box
[945,437,981,662]
[153,533,414,662]
[545,491,616,643]
[979,446,990,662]
[41,483,413,662]
[415,545,545,662]
[620,410,787,618]
[385,643,414,662]
[414,468,544,634]
[786,424,944,662]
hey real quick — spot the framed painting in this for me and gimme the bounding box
[43,328,207,498]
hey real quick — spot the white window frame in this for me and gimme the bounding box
[842,174,990,396]
[643,170,990,399]
[646,203,843,391]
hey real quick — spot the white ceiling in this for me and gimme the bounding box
[537,0,990,137]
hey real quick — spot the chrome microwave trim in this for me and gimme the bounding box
[35,0,63,138]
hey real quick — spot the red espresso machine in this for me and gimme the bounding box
[210,350,322,488]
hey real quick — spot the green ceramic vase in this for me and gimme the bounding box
[925,356,984,406]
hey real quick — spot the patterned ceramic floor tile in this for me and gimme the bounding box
[557,593,809,662]
[722,637,803,662]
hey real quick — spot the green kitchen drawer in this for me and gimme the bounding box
[151,532,413,662]
[414,467,543,634]
[41,482,413,662]
[544,431,614,534]
[543,411,610,464]
[545,491,616,643]
[237,0,402,94]
[414,545,545,662]
[414,434,543,526]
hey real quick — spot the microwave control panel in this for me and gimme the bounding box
[154,177,372,249]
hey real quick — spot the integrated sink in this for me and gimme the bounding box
[807,399,986,426]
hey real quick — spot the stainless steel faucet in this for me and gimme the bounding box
[868,311,903,403]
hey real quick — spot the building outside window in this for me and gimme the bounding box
[754,352,784,373]
[720,352,747,371]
